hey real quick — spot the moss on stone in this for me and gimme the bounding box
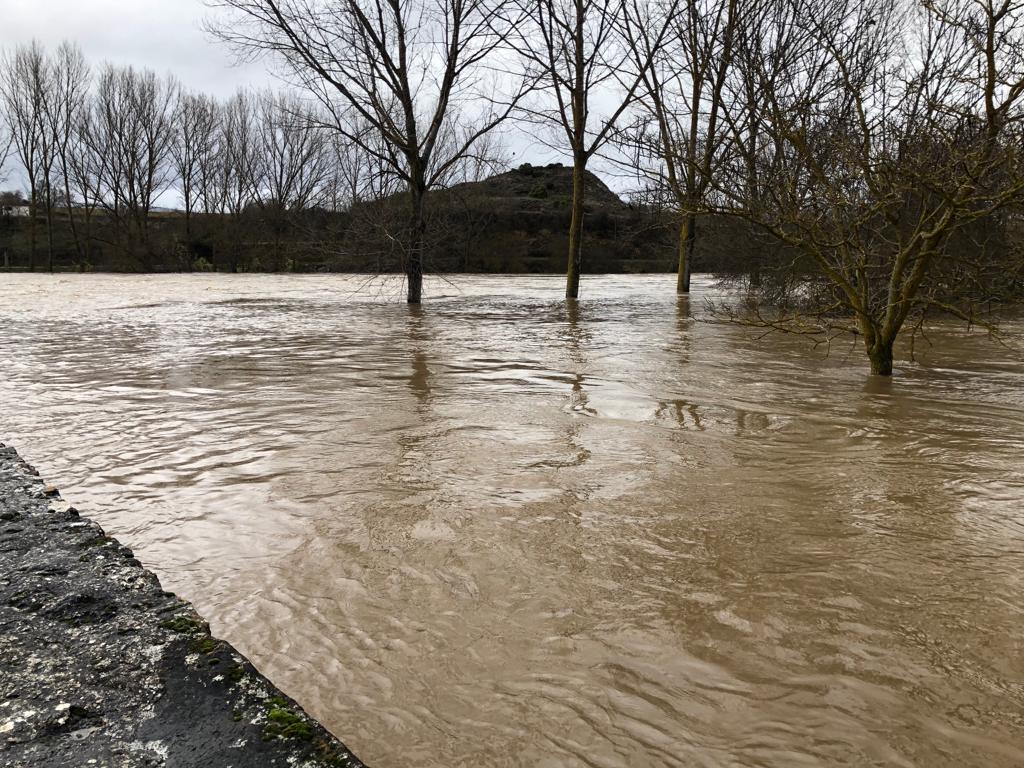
[159,615,205,634]
[262,703,313,742]
[191,636,219,654]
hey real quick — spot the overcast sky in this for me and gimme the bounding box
[0,0,620,192]
[1,0,273,96]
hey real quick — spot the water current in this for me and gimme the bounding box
[1,273,1022,767]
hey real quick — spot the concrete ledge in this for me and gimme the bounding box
[0,444,367,767]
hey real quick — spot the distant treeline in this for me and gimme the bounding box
[0,42,516,274]
[0,151,753,274]
[4,0,1024,375]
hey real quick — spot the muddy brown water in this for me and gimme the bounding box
[1,273,1022,767]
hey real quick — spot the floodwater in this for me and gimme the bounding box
[1,273,1023,767]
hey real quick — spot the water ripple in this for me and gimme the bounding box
[0,273,1022,767]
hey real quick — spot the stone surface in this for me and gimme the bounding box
[0,443,366,767]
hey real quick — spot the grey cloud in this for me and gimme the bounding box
[0,0,271,96]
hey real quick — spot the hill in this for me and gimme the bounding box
[338,162,678,274]
[424,163,676,274]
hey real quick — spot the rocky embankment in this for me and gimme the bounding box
[0,443,365,767]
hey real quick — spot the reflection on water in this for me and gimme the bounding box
[1,273,1023,767]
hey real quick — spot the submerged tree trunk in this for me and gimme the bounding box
[566,158,586,299]
[676,212,695,294]
[867,337,895,376]
[406,184,426,305]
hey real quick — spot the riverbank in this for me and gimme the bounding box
[0,443,365,767]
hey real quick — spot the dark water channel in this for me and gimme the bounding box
[1,274,1022,767]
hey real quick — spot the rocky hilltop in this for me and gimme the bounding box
[445,163,627,207]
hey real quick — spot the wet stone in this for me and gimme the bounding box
[0,443,365,768]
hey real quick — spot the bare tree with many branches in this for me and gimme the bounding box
[173,91,220,261]
[46,42,91,268]
[209,0,527,302]
[621,0,737,294]
[256,90,333,268]
[1,42,51,271]
[509,0,678,298]
[211,90,262,270]
[711,0,1024,375]
[90,65,180,269]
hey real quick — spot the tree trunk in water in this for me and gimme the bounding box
[676,213,695,294]
[407,185,425,305]
[565,160,586,299]
[868,338,894,376]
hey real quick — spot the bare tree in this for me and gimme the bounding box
[715,0,1024,375]
[325,133,366,212]
[173,91,220,263]
[63,93,108,268]
[46,42,92,268]
[721,0,802,227]
[257,91,332,210]
[321,121,410,272]
[510,0,677,298]
[1,41,51,271]
[31,50,61,274]
[622,0,737,293]
[92,64,180,268]
[342,119,407,206]
[195,103,226,219]
[252,91,332,268]
[211,90,262,270]
[209,0,526,302]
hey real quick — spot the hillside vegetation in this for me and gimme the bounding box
[1,164,742,274]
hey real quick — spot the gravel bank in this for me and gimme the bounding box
[0,443,366,768]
